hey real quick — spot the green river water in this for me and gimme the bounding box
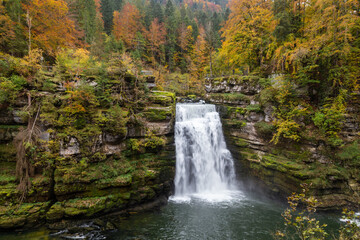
[0,190,341,240]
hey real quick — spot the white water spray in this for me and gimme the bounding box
[173,103,236,200]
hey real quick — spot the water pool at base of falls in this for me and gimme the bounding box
[0,191,341,240]
[104,192,340,240]
[0,103,342,239]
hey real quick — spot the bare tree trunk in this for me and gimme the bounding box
[26,10,32,54]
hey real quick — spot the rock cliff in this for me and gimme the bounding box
[205,75,360,210]
[0,70,176,229]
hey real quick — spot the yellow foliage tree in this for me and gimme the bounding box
[219,0,276,72]
[23,0,78,56]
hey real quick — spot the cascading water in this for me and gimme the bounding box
[173,103,236,200]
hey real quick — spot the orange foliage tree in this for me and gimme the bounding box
[23,0,78,56]
[0,4,15,49]
[188,26,208,93]
[113,3,142,49]
[146,18,166,64]
[178,24,193,53]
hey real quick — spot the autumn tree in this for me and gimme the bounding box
[23,0,78,56]
[146,18,166,65]
[0,4,15,51]
[177,24,193,71]
[112,3,142,49]
[220,0,276,72]
[189,26,208,92]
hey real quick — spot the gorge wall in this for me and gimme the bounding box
[0,69,176,229]
[205,75,360,210]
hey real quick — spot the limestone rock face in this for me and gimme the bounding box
[0,89,176,230]
[60,138,80,156]
[206,75,360,210]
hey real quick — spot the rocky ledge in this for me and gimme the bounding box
[205,75,360,210]
[0,90,176,229]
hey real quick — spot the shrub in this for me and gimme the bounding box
[271,103,310,144]
[312,90,347,146]
[128,133,166,154]
[102,105,128,137]
[338,141,360,163]
[246,104,262,112]
[275,184,328,240]
[0,75,26,104]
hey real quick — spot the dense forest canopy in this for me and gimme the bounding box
[0,0,359,139]
[0,0,359,146]
[0,0,231,94]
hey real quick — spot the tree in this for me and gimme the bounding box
[23,0,78,56]
[273,0,302,42]
[165,0,178,70]
[178,24,193,53]
[0,4,15,51]
[189,26,208,80]
[100,0,122,34]
[77,0,98,44]
[112,3,142,49]
[220,0,275,72]
[147,18,166,64]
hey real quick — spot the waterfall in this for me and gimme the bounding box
[173,103,236,199]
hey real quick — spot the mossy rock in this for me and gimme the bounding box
[246,104,262,113]
[0,143,16,162]
[209,93,249,103]
[141,107,173,122]
[148,91,175,106]
[223,119,246,129]
[254,121,275,138]
[234,138,249,148]
[0,202,50,228]
[62,194,130,217]
[46,203,64,221]
[0,183,18,205]
[95,173,133,189]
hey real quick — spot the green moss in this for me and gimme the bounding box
[0,202,51,228]
[226,106,246,116]
[260,154,306,173]
[0,125,22,129]
[337,141,360,163]
[246,104,262,112]
[96,173,133,188]
[128,136,166,154]
[210,93,249,102]
[224,119,246,129]
[259,88,276,105]
[0,143,16,162]
[141,107,173,122]
[234,138,249,148]
[46,203,64,221]
[307,177,331,188]
[254,121,275,138]
[149,91,175,106]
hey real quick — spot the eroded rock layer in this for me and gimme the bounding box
[205,75,360,210]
